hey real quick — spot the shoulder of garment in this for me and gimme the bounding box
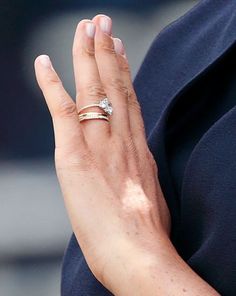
[133,0,236,137]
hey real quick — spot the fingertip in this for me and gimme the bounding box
[92,14,112,23]
[92,14,112,36]
[35,54,52,69]
[113,38,125,56]
[34,55,55,88]
[76,19,92,32]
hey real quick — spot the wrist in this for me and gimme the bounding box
[104,234,175,295]
[106,235,219,296]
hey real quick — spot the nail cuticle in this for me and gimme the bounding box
[86,22,96,38]
[114,38,125,55]
[39,55,52,68]
[100,16,112,35]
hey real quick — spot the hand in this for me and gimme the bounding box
[34,14,171,292]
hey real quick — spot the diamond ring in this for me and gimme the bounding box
[78,98,113,116]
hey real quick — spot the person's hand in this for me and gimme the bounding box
[34,14,171,293]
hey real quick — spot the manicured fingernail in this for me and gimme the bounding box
[39,55,52,68]
[99,16,112,35]
[113,38,125,55]
[86,22,96,38]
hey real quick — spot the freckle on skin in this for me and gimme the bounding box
[183,288,187,292]
[135,232,139,235]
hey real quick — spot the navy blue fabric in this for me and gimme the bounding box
[61,1,236,295]
[167,44,236,200]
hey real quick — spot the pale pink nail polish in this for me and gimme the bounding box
[39,55,52,68]
[100,16,112,35]
[86,22,96,38]
[113,38,125,55]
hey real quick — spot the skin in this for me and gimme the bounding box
[34,14,220,296]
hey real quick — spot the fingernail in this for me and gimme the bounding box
[99,16,112,35]
[113,38,125,55]
[86,22,96,38]
[39,55,52,68]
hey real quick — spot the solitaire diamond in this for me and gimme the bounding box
[99,98,113,115]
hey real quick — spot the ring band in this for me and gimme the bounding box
[78,112,109,123]
[78,98,113,116]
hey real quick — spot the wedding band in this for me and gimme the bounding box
[78,98,113,116]
[78,112,109,123]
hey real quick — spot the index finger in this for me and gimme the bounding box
[34,55,86,151]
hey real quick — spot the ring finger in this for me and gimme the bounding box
[92,15,131,138]
[73,19,110,140]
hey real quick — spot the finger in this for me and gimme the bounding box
[113,38,147,145]
[72,19,110,140]
[92,15,131,138]
[34,55,86,153]
[113,39,157,190]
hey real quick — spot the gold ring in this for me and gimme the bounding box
[78,98,113,116]
[78,112,109,123]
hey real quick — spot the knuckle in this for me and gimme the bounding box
[106,77,128,96]
[44,72,61,86]
[129,97,142,114]
[55,99,77,118]
[84,46,95,57]
[120,60,131,74]
[96,39,115,55]
[73,44,95,58]
[139,124,146,137]
[79,83,106,99]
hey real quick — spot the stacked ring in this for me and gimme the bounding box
[78,112,109,122]
[78,98,113,123]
